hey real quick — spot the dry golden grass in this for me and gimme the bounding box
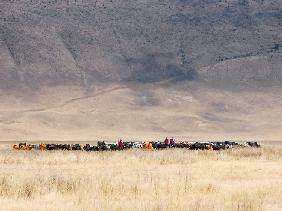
[0,146,281,211]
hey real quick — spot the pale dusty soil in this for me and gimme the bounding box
[1,85,282,141]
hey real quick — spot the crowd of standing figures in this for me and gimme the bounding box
[12,138,261,151]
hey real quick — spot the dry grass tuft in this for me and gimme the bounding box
[0,146,281,210]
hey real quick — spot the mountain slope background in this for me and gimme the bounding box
[0,0,281,141]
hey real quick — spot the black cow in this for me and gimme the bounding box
[57,144,64,150]
[97,141,109,151]
[153,142,168,149]
[46,144,58,150]
[63,144,71,150]
[211,142,227,150]
[71,144,82,150]
[124,142,134,149]
[224,141,238,146]
[92,146,99,151]
[246,142,260,148]
[83,144,92,151]
[190,142,207,150]
[55,144,68,150]
[109,144,119,151]
[83,144,99,151]
[19,142,26,147]
[174,143,184,148]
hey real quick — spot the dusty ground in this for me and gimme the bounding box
[0,145,281,211]
[1,84,282,141]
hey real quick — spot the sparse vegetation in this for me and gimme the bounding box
[0,145,281,211]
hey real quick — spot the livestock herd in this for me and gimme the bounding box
[12,138,261,151]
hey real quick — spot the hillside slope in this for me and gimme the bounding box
[0,0,282,140]
[0,0,282,89]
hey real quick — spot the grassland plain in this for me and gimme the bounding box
[0,145,281,211]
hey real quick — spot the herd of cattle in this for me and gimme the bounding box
[12,139,261,151]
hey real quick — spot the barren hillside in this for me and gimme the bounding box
[0,0,281,140]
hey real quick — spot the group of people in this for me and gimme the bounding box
[164,137,175,146]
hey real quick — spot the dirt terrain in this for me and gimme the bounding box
[1,83,281,141]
